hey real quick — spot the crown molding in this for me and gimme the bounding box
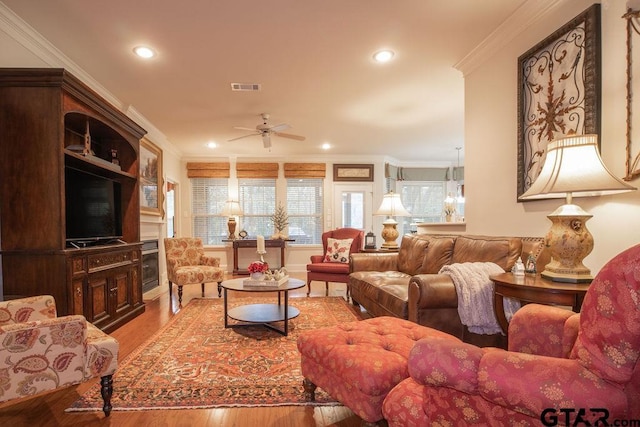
[0,3,186,155]
[0,3,124,110]
[454,0,569,76]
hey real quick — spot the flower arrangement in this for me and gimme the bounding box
[248,261,269,274]
[443,193,456,216]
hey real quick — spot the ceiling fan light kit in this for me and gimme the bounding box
[229,113,306,149]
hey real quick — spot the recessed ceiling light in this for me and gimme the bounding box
[373,49,394,63]
[321,143,331,150]
[207,141,217,149]
[133,46,156,59]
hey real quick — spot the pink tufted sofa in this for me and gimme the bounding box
[299,243,640,425]
[297,316,459,424]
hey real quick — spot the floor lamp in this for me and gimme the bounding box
[374,191,410,250]
[221,200,243,240]
[520,134,636,283]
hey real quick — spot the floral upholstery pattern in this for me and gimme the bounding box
[297,316,457,423]
[383,243,640,425]
[0,295,118,416]
[323,238,353,263]
[164,237,225,304]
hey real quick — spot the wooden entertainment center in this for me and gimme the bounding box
[0,68,147,332]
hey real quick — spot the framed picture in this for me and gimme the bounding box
[139,138,164,217]
[625,8,640,181]
[517,4,601,200]
[333,164,374,182]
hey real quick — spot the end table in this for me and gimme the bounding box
[490,272,590,334]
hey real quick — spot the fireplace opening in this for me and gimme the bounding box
[142,240,159,293]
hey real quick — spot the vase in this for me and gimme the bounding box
[250,272,264,280]
[445,214,453,222]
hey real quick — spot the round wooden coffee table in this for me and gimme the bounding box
[221,277,305,336]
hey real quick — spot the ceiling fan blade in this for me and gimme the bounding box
[269,123,291,132]
[274,132,306,141]
[233,126,257,131]
[228,133,258,142]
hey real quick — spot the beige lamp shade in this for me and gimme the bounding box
[221,200,244,216]
[374,191,411,217]
[520,134,635,200]
[374,191,410,249]
[520,134,636,283]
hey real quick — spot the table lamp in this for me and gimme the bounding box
[520,134,636,283]
[220,200,243,240]
[374,191,410,249]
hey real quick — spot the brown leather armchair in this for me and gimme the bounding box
[306,228,364,297]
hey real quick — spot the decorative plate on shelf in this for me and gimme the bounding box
[238,230,248,239]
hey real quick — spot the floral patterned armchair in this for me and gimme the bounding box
[383,243,640,426]
[0,295,118,416]
[164,237,225,304]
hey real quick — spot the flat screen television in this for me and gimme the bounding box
[65,167,122,246]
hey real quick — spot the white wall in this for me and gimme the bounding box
[463,0,640,273]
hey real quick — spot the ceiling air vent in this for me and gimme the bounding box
[231,83,261,92]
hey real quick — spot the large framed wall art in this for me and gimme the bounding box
[139,138,164,217]
[517,4,601,200]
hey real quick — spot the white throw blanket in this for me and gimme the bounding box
[439,262,520,335]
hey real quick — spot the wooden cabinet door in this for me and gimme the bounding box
[110,266,133,317]
[87,273,110,326]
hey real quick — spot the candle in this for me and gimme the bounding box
[257,235,265,253]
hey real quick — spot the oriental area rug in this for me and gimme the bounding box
[67,296,360,412]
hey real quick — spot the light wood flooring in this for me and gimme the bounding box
[0,274,371,427]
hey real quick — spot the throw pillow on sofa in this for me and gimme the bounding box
[324,238,353,263]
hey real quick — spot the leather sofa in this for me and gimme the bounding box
[349,233,550,347]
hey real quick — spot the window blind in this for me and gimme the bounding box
[399,181,446,232]
[239,178,276,236]
[284,163,326,178]
[191,178,228,245]
[186,162,230,178]
[286,178,323,244]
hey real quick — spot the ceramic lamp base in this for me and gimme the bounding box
[380,219,399,249]
[542,203,594,283]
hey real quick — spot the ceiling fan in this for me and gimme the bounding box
[228,113,306,148]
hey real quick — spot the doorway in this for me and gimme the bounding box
[332,183,373,231]
[166,180,177,237]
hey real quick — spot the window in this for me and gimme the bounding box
[239,178,276,237]
[399,181,446,233]
[287,178,323,244]
[191,178,228,245]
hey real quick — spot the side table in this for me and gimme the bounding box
[223,238,294,275]
[490,273,590,334]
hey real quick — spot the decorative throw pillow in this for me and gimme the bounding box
[324,238,353,263]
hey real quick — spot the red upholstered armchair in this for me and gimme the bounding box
[306,228,364,297]
[383,243,640,426]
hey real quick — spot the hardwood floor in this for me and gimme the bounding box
[0,274,370,427]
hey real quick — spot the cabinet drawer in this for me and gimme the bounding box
[71,257,86,274]
[88,250,134,271]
